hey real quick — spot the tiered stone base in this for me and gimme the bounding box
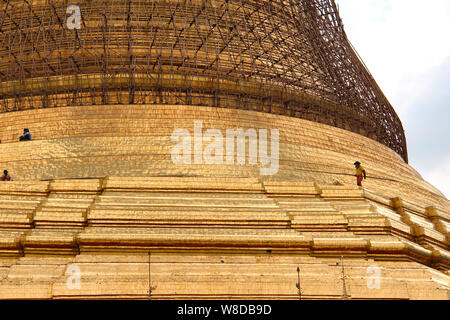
[0,177,448,299]
[0,105,448,299]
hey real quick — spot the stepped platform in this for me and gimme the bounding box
[0,105,448,299]
[0,177,448,299]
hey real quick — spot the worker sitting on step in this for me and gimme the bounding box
[354,161,366,187]
[19,128,32,141]
[0,170,13,181]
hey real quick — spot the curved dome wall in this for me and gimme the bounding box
[0,0,407,161]
[1,1,449,301]
[0,105,447,212]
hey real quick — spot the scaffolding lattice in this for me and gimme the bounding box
[0,0,408,161]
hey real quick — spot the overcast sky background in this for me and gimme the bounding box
[336,0,450,198]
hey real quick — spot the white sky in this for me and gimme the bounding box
[336,0,450,198]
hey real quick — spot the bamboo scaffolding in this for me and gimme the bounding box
[0,0,408,162]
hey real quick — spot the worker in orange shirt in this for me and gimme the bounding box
[354,161,366,187]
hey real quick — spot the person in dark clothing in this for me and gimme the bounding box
[20,128,32,141]
[0,170,13,181]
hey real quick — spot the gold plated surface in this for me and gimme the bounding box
[0,0,447,300]
[0,105,448,299]
[0,177,448,299]
[0,0,407,160]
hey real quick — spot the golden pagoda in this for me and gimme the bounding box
[0,0,448,299]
